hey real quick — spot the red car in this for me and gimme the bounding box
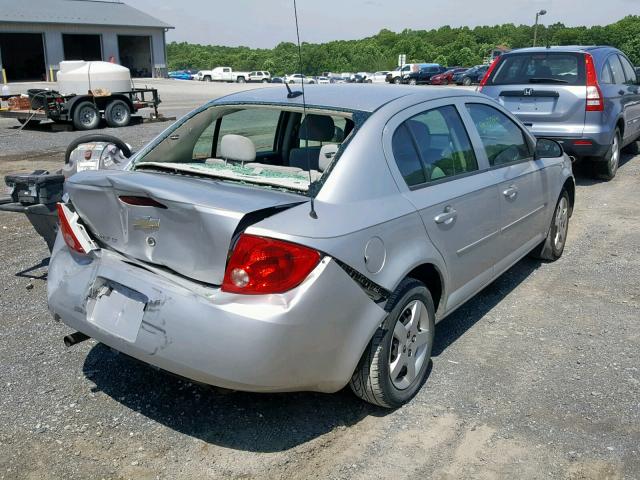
[429,68,467,85]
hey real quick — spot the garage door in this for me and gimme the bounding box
[0,33,46,82]
[118,35,152,78]
[63,34,102,61]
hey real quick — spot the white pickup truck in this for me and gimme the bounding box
[196,67,250,83]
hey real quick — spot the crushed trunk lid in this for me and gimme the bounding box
[65,169,305,284]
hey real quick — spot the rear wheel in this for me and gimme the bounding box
[394,77,402,85]
[261,78,269,83]
[72,101,100,130]
[350,278,435,408]
[462,77,472,86]
[203,76,212,82]
[104,99,131,128]
[442,79,449,85]
[408,79,417,86]
[236,77,246,83]
[530,190,570,261]
[593,128,620,180]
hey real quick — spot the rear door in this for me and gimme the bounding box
[481,52,587,138]
[384,99,500,311]
[616,54,640,141]
[464,102,549,273]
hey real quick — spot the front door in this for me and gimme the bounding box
[464,102,549,273]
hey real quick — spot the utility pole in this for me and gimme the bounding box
[533,9,547,47]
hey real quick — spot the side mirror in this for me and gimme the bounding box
[535,138,564,159]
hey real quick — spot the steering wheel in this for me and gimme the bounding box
[64,134,132,164]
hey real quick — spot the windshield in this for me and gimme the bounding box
[133,105,355,194]
[488,52,585,85]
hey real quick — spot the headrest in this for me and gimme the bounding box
[406,120,431,147]
[299,115,335,142]
[319,144,338,171]
[220,134,256,163]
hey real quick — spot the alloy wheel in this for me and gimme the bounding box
[388,300,431,390]
[553,196,569,251]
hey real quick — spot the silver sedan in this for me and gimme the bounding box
[48,85,575,408]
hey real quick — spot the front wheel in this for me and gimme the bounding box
[462,77,472,86]
[442,79,449,85]
[72,101,100,130]
[350,278,435,408]
[393,78,402,85]
[408,79,417,85]
[203,76,212,82]
[261,78,269,83]
[530,190,570,261]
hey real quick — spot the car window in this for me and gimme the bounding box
[607,55,626,84]
[392,105,479,187]
[466,103,532,166]
[488,52,584,85]
[601,61,613,84]
[191,109,281,160]
[618,55,637,85]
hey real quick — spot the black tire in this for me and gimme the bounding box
[72,101,100,130]
[530,189,571,261]
[17,118,41,127]
[593,128,621,180]
[462,77,472,86]
[261,78,269,83]
[393,77,402,85]
[236,77,246,83]
[442,79,449,85]
[203,76,212,82]
[409,79,417,85]
[104,99,131,128]
[350,278,435,408]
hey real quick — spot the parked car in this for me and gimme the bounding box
[49,85,574,408]
[248,71,272,83]
[270,77,284,84]
[349,73,367,83]
[316,76,331,84]
[455,65,489,86]
[168,70,195,80]
[479,46,640,180]
[402,65,448,85]
[430,68,467,85]
[386,64,428,84]
[284,73,316,84]
[367,71,390,83]
[196,67,250,83]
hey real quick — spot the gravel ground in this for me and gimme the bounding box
[0,81,638,479]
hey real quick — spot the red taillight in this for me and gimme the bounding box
[478,57,501,91]
[56,203,86,254]
[585,53,604,112]
[222,234,321,295]
[573,139,593,145]
[119,196,167,209]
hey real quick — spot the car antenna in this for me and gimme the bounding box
[292,0,318,219]
[285,82,303,98]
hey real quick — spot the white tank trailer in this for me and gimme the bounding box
[56,61,132,95]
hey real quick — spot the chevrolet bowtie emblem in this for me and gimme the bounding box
[132,216,160,230]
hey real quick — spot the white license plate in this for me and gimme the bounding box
[88,285,145,343]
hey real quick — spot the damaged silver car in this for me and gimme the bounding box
[48,85,575,408]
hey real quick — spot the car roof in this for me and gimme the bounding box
[210,84,478,113]
[507,45,615,54]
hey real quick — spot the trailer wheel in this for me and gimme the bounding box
[72,101,100,130]
[105,99,131,128]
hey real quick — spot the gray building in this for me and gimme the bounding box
[0,0,173,82]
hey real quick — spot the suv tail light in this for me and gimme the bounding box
[585,53,604,111]
[477,57,501,92]
[222,234,321,295]
[56,203,97,254]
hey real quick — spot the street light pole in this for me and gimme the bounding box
[533,9,547,47]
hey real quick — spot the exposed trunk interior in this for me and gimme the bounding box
[118,35,152,78]
[0,33,46,81]
[63,34,102,61]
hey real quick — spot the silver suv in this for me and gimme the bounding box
[479,46,640,180]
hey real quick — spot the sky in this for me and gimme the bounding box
[124,0,638,48]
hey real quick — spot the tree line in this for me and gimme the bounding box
[167,15,640,75]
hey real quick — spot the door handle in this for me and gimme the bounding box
[434,206,457,225]
[503,186,518,199]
